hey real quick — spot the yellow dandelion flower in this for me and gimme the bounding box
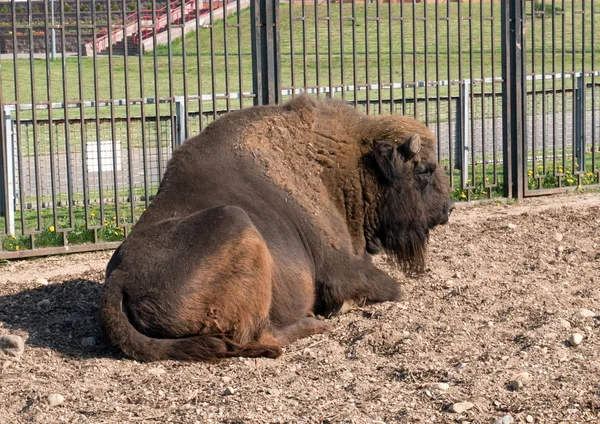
[460,193,467,199]
[49,226,55,232]
[528,170,533,176]
[112,216,116,221]
[15,246,19,251]
[10,235,16,239]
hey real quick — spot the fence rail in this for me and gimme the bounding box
[1,0,599,259]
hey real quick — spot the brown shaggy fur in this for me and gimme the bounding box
[100,95,453,362]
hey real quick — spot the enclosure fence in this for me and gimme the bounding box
[1,0,599,259]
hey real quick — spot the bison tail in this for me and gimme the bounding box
[100,273,282,362]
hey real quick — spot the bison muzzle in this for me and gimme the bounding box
[101,95,453,362]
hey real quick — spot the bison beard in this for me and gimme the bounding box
[100,95,453,362]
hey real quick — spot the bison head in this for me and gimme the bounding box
[364,128,453,272]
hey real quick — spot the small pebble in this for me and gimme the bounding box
[81,337,96,347]
[47,393,64,407]
[568,333,583,346]
[453,272,462,279]
[148,367,166,376]
[558,319,571,329]
[557,246,565,253]
[429,382,449,392]
[554,233,564,242]
[505,223,517,230]
[221,376,232,384]
[509,372,530,391]
[0,335,24,358]
[449,401,473,413]
[494,415,514,424]
[37,299,51,309]
[223,387,236,396]
[573,308,596,319]
[525,415,534,423]
[34,277,49,286]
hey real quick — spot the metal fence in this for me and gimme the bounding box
[1,0,599,259]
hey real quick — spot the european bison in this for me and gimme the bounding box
[101,95,453,362]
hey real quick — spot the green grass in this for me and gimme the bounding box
[2,1,599,121]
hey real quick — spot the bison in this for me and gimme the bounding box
[100,95,454,362]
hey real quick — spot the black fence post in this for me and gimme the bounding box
[251,0,281,106]
[501,0,525,200]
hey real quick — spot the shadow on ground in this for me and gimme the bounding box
[0,278,122,359]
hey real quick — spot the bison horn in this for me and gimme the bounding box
[406,133,422,156]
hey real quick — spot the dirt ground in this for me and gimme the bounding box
[1,192,600,424]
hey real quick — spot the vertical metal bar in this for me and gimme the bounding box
[490,0,498,187]
[122,0,135,224]
[457,0,465,187]
[75,0,90,230]
[340,0,345,101]
[551,0,557,181]
[592,0,596,175]
[302,0,308,93]
[1,111,15,237]
[135,0,150,208]
[43,0,58,230]
[27,0,42,231]
[314,0,320,97]
[352,0,357,108]
[400,0,406,114]
[91,0,105,227]
[468,0,475,187]
[194,0,204,130]
[11,0,26,236]
[223,0,231,111]
[165,0,176,173]
[541,0,547,174]
[435,0,441,153]
[327,0,333,99]
[423,0,429,125]
[388,0,393,113]
[571,0,576,174]
[446,0,453,184]
[561,0,566,175]
[364,0,370,114]
[251,0,281,105]
[480,0,487,193]
[411,0,417,119]
[575,75,585,172]
[105,0,120,226]
[289,0,296,97]
[501,0,524,199]
[59,0,74,230]
[461,81,470,186]
[375,0,382,114]
[180,0,190,137]
[579,0,586,179]
[237,0,245,109]
[151,0,164,185]
[531,0,537,180]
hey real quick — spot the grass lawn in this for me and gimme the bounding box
[2,1,599,121]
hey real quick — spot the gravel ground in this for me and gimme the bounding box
[1,192,600,424]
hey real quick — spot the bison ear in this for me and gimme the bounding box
[399,133,422,160]
[372,139,400,182]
